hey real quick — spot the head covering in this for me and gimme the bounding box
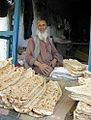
[32,20,50,58]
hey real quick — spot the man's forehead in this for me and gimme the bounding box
[37,20,46,25]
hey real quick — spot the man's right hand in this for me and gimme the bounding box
[34,61,53,76]
[39,63,53,76]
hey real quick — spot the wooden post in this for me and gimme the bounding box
[12,0,21,65]
[88,16,91,71]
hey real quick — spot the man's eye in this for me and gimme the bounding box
[39,24,46,27]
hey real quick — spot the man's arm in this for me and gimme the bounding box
[50,39,63,66]
[50,58,57,68]
[25,38,36,66]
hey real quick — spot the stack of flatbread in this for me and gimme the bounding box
[1,79,62,117]
[78,76,91,85]
[74,102,91,120]
[78,71,91,85]
[0,58,13,76]
[63,59,86,76]
[0,58,62,117]
[65,72,91,120]
[65,84,91,105]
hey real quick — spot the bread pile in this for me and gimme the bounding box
[74,102,91,120]
[78,71,91,85]
[63,59,86,76]
[0,58,62,117]
[65,71,91,120]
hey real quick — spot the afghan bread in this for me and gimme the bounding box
[0,67,15,83]
[0,68,34,94]
[24,68,35,78]
[63,63,85,76]
[1,93,12,108]
[76,102,91,116]
[73,110,91,120]
[0,73,45,110]
[0,57,12,69]
[12,80,46,113]
[78,77,91,85]
[0,58,13,75]
[84,71,91,78]
[21,79,46,107]
[63,59,86,71]
[33,81,62,115]
[1,74,45,107]
[28,111,44,117]
[0,96,8,108]
[0,63,13,76]
[65,84,91,97]
[0,67,25,91]
[9,75,45,102]
[69,93,91,106]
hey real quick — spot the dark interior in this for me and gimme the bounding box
[24,0,91,62]
[68,1,90,42]
[24,0,91,43]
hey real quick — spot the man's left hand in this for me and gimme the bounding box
[50,58,57,68]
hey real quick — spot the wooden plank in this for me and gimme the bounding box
[0,31,13,37]
[65,102,77,120]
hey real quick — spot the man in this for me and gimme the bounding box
[25,20,63,76]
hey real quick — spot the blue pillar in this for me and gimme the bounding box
[88,16,91,71]
[12,0,21,65]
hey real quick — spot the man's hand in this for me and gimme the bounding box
[50,58,57,68]
[34,61,53,76]
[39,63,53,76]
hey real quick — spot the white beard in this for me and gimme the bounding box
[36,29,49,42]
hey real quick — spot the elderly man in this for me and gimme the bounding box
[25,20,63,76]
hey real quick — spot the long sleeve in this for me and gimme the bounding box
[50,39,63,65]
[25,38,36,66]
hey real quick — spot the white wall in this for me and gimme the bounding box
[0,15,9,61]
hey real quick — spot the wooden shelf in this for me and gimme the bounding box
[71,42,89,45]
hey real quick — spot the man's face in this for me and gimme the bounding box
[37,20,47,32]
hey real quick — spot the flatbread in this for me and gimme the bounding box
[0,58,13,76]
[0,67,25,91]
[28,111,44,117]
[1,74,45,109]
[73,110,91,120]
[63,59,86,76]
[12,79,46,113]
[69,93,91,106]
[78,77,91,85]
[65,84,91,97]
[33,81,62,115]
[76,102,91,116]
[64,63,85,76]
[63,59,86,71]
